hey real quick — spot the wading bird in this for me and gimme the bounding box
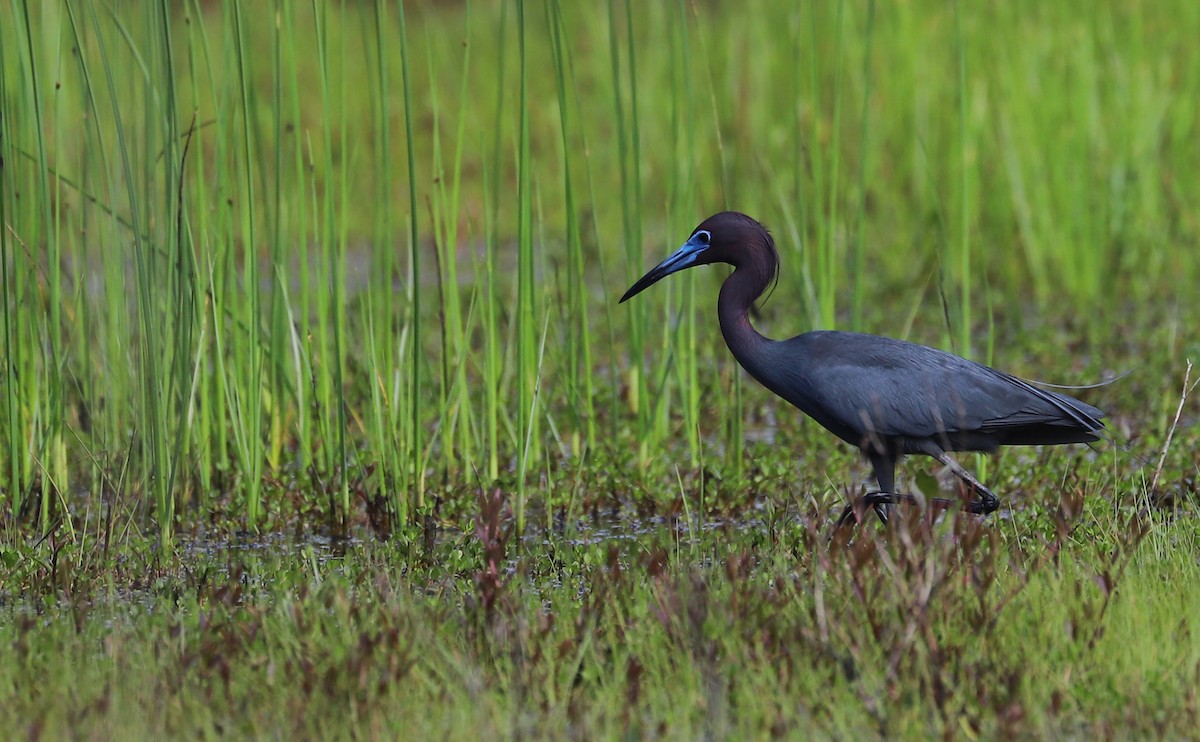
[620,212,1105,525]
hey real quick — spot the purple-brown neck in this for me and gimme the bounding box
[717,248,776,375]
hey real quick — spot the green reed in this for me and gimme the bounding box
[1,0,1198,539]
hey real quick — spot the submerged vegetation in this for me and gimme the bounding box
[1,0,1198,736]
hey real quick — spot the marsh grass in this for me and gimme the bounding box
[2,0,1200,736]
[1,490,1196,738]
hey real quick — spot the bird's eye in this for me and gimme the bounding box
[695,230,712,245]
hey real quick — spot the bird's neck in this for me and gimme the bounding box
[718,264,773,369]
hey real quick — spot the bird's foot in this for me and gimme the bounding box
[834,492,961,529]
[834,493,890,528]
[930,451,1001,515]
[965,488,1000,515]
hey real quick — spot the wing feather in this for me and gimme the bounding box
[762,332,1104,442]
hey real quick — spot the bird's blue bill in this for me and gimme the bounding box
[620,232,710,303]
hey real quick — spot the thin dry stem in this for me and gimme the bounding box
[1151,359,1198,492]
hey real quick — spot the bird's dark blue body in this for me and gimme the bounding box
[621,211,1105,522]
[753,331,1103,453]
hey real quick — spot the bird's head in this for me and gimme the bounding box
[620,211,778,303]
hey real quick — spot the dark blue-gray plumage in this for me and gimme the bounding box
[620,211,1105,525]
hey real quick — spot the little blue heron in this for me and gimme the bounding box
[620,212,1105,525]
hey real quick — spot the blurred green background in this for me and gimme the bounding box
[1,0,1196,539]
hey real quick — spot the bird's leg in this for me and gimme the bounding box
[834,453,899,527]
[932,451,1001,514]
[836,451,1001,528]
[836,453,972,528]
[867,452,896,524]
